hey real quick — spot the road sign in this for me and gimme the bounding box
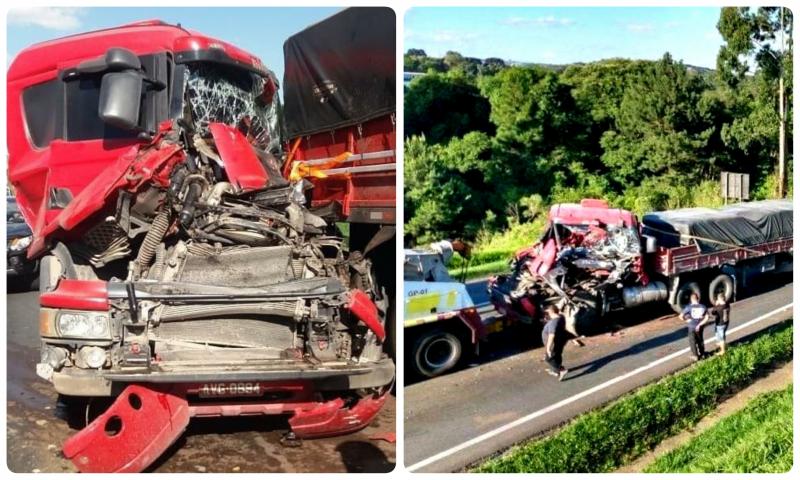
[721,171,749,203]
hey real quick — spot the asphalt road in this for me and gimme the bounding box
[404,274,793,472]
[6,289,396,473]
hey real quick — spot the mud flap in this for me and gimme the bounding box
[62,384,190,473]
[289,392,388,438]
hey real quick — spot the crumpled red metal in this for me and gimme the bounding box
[62,384,190,473]
[62,382,388,472]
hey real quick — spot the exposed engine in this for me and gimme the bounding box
[489,221,666,332]
[43,63,388,377]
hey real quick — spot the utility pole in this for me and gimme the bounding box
[778,6,786,198]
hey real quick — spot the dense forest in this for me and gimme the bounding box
[404,7,793,248]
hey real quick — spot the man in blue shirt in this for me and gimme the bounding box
[681,293,712,361]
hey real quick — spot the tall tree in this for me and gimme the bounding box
[404,72,493,144]
[717,7,793,196]
[443,50,466,70]
[601,54,712,185]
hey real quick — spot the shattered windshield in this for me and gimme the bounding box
[185,63,282,153]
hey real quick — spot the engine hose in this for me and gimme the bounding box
[135,209,171,273]
[150,245,166,280]
[179,181,203,228]
[168,168,188,199]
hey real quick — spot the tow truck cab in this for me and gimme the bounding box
[404,241,484,378]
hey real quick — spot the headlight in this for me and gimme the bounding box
[57,312,111,339]
[79,346,108,369]
[8,235,32,251]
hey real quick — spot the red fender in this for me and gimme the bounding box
[289,391,388,438]
[62,384,190,473]
[347,289,386,341]
[209,123,269,191]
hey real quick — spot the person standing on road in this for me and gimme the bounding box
[542,305,569,381]
[682,293,711,361]
[711,293,731,355]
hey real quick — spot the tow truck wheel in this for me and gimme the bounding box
[671,281,701,314]
[412,329,462,378]
[708,274,734,303]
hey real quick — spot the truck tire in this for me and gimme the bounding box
[411,329,462,378]
[708,273,734,303]
[671,281,701,314]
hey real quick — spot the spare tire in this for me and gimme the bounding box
[671,281,702,314]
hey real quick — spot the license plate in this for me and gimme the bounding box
[198,382,263,398]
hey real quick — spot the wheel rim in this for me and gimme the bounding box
[423,337,457,370]
[711,278,731,301]
[678,290,692,308]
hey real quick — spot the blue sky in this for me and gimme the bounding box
[405,7,725,68]
[7,7,341,83]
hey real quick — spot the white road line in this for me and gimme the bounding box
[407,302,793,472]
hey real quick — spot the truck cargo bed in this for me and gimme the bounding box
[642,199,792,253]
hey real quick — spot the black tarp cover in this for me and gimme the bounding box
[282,7,395,138]
[641,199,793,252]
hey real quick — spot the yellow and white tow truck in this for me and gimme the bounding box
[404,241,486,378]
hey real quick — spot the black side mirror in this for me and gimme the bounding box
[99,71,142,131]
[77,47,141,74]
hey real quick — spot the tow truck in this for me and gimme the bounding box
[404,241,485,378]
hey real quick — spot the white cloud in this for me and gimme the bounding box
[541,50,558,61]
[626,23,654,33]
[501,16,575,28]
[412,29,480,44]
[8,7,86,31]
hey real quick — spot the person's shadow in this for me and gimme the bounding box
[566,325,688,381]
[336,441,394,473]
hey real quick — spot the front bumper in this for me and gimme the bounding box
[61,381,391,472]
[50,357,395,396]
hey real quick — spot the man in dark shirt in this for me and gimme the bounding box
[542,305,569,381]
[681,293,711,361]
[711,293,731,355]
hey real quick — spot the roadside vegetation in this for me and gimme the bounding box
[644,384,792,473]
[447,216,546,279]
[405,8,793,276]
[475,322,793,473]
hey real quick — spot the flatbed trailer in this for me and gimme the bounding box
[653,238,793,276]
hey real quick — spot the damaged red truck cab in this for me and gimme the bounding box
[489,198,792,332]
[8,13,394,473]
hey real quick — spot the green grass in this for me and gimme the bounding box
[446,219,545,279]
[475,322,793,473]
[645,384,793,473]
[448,258,511,281]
